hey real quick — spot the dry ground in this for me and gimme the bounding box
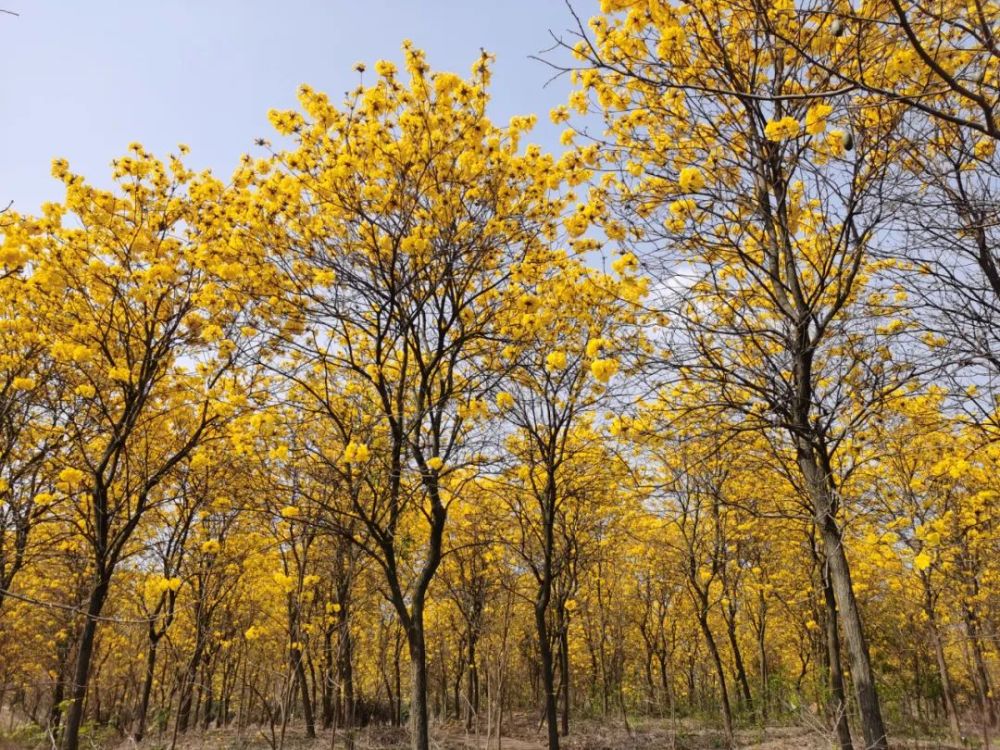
[1,716,987,750]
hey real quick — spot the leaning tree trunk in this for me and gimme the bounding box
[822,559,854,750]
[923,585,961,743]
[134,636,160,741]
[816,505,888,750]
[292,645,316,738]
[62,576,110,750]
[724,610,753,713]
[799,443,888,750]
[696,611,734,749]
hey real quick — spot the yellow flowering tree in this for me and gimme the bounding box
[6,146,258,750]
[246,45,574,750]
[493,251,642,750]
[559,2,918,747]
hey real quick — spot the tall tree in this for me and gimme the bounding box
[561,3,916,746]
[248,45,577,750]
[10,147,255,750]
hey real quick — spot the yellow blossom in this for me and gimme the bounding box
[342,440,370,464]
[764,116,801,141]
[678,166,705,191]
[546,351,568,371]
[590,358,619,383]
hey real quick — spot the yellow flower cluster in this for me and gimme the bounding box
[342,441,370,464]
[764,116,801,141]
[678,166,705,192]
[590,358,620,383]
[495,391,516,409]
[804,103,833,135]
[546,351,568,371]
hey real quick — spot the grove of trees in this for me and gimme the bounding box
[1,3,999,750]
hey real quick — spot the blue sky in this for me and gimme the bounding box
[1,1,584,213]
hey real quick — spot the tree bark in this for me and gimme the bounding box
[134,637,159,741]
[696,612,734,748]
[963,605,997,729]
[407,616,431,750]
[61,577,110,750]
[535,599,560,750]
[724,611,753,713]
[923,584,961,742]
[818,512,887,750]
[293,646,316,738]
[534,473,560,750]
[822,559,854,750]
[559,626,570,737]
[465,633,479,731]
[801,445,888,750]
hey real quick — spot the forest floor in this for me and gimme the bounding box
[1,716,986,750]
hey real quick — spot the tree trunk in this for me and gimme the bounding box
[62,577,110,750]
[696,613,734,749]
[963,605,997,729]
[819,517,887,750]
[293,647,316,738]
[134,637,159,741]
[465,634,478,731]
[725,612,753,713]
[407,616,431,750]
[322,628,334,729]
[559,626,570,737]
[804,450,888,750]
[535,599,560,750]
[756,596,768,723]
[924,585,961,742]
[338,618,355,732]
[822,562,854,750]
[175,639,204,734]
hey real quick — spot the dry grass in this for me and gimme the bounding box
[2,716,989,750]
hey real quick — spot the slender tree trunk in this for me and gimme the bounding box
[338,619,355,732]
[696,612,734,748]
[963,605,997,728]
[49,669,66,737]
[62,577,111,750]
[559,626,570,737]
[466,634,478,731]
[322,628,334,729]
[176,639,204,734]
[293,647,316,738]
[822,563,854,750]
[407,614,431,750]
[803,448,888,750]
[924,587,960,742]
[134,637,159,741]
[535,599,559,750]
[756,599,768,723]
[394,634,403,728]
[658,652,675,718]
[724,613,753,712]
